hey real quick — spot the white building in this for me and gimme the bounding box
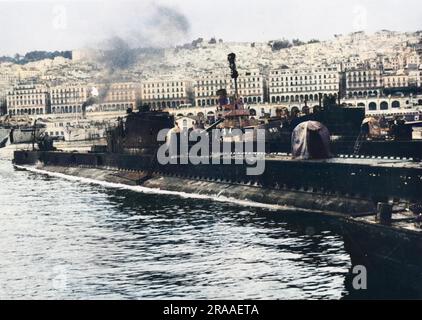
[229,69,264,104]
[269,65,340,104]
[95,82,138,112]
[194,71,229,107]
[382,72,409,89]
[7,82,49,116]
[345,68,383,98]
[50,83,88,114]
[141,78,193,109]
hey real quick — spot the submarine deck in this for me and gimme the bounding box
[265,153,422,169]
[13,149,422,204]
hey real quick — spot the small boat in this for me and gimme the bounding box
[64,121,108,142]
[10,125,46,144]
[0,115,46,144]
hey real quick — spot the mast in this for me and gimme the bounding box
[227,53,239,99]
[32,119,37,151]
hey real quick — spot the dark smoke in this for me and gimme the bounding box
[98,4,191,71]
[148,4,191,40]
[99,36,137,71]
[81,96,97,118]
[93,4,191,104]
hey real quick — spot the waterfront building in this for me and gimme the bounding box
[194,71,229,107]
[345,68,383,98]
[141,79,193,109]
[193,68,264,106]
[268,65,340,104]
[95,82,138,112]
[229,69,265,104]
[6,82,49,116]
[50,84,88,114]
[382,72,409,89]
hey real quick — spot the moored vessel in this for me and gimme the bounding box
[11,53,422,282]
[0,115,46,144]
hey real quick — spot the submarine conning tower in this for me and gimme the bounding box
[106,107,174,155]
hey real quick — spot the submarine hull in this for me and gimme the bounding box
[13,149,422,293]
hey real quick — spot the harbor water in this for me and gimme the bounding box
[0,159,415,299]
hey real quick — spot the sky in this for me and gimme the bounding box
[1,0,421,55]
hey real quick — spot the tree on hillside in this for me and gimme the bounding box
[292,39,306,46]
[269,39,292,51]
[307,39,320,44]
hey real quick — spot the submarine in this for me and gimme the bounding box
[11,54,422,290]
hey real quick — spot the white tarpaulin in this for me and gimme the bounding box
[291,121,331,159]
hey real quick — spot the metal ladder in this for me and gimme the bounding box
[353,133,364,155]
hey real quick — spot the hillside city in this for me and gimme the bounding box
[1,30,422,120]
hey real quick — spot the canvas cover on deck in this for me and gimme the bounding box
[291,121,331,159]
[362,116,382,138]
